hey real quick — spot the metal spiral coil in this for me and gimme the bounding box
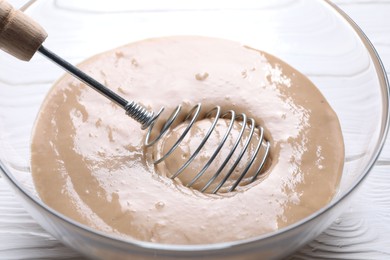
[124,101,162,130]
[141,103,270,194]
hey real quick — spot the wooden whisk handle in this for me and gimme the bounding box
[0,0,47,61]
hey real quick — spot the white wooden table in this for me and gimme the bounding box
[1,1,389,259]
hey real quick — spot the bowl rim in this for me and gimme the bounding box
[1,0,389,255]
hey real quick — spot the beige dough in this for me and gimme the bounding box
[31,36,344,244]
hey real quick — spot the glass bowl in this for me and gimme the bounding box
[0,0,388,259]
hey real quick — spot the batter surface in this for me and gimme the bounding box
[31,36,344,244]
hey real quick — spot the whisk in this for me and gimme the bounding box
[0,1,270,193]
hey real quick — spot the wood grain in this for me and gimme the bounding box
[0,0,389,259]
[0,0,47,61]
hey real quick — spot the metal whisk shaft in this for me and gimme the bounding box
[38,46,158,130]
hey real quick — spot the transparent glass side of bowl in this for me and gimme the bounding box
[0,0,387,259]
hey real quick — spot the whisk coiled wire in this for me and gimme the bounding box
[124,101,161,130]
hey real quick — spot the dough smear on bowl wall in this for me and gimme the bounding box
[30,36,344,244]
